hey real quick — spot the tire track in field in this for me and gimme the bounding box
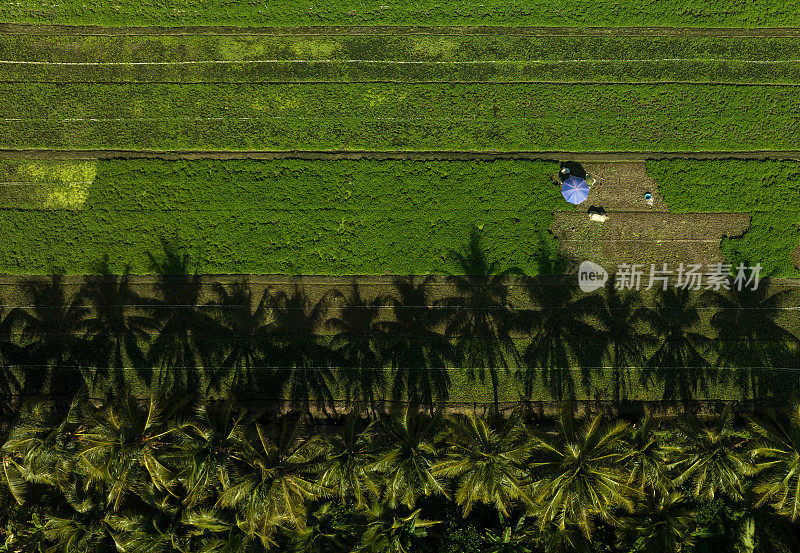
[3,23,800,37]
[1,149,799,161]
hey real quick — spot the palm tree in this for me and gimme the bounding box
[618,492,696,553]
[40,512,112,552]
[369,410,446,509]
[748,406,800,521]
[203,280,273,396]
[81,257,156,393]
[594,280,653,404]
[377,276,453,412]
[482,512,534,553]
[619,413,673,497]
[326,281,387,415]
[529,520,592,553]
[14,275,89,395]
[217,414,326,548]
[520,277,599,402]
[76,394,186,512]
[1,399,81,505]
[288,502,362,553]
[528,409,636,538]
[671,411,755,502]
[356,504,438,553]
[268,284,336,416]
[434,412,532,516]
[705,280,797,402]
[642,287,712,403]
[145,244,215,395]
[441,228,521,413]
[317,416,379,508]
[173,400,244,509]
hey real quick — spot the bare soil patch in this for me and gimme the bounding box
[578,162,668,212]
[551,211,750,269]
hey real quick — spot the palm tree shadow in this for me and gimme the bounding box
[0,294,23,416]
[143,239,214,397]
[13,274,88,397]
[203,278,274,399]
[641,287,712,405]
[325,279,388,416]
[703,277,798,404]
[80,255,156,395]
[519,273,600,404]
[440,227,521,414]
[267,281,335,416]
[376,275,454,413]
[593,278,656,407]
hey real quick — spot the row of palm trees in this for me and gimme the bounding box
[0,237,798,413]
[4,395,800,552]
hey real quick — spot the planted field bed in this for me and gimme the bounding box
[3,34,800,151]
[4,82,800,151]
[0,158,561,274]
[648,160,800,277]
[5,35,800,84]
[2,0,798,27]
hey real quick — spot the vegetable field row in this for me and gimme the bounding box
[1,0,797,28]
[5,35,800,84]
[0,158,561,274]
[3,82,799,151]
[649,160,800,278]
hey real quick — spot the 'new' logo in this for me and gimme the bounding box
[578,261,608,293]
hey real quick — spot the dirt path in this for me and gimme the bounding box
[3,23,800,37]
[1,150,799,161]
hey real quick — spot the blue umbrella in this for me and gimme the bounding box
[561,176,590,205]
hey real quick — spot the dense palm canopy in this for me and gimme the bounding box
[749,406,800,520]
[370,410,446,509]
[4,397,800,552]
[672,411,755,502]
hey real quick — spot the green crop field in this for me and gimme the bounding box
[649,159,800,278]
[4,34,800,151]
[4,82,799,151]
[0,158,561,274]
[0,0,797,27]
[5,35,800,84]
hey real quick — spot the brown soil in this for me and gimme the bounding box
[551,211,751,269]
[577,162,668,212]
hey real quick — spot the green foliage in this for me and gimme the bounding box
[6,35,800,84]
[648,160,800,277]
[4,400,800,552]
[2,83,800,151]
[0,158,561,275]
[0,0,796,27]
